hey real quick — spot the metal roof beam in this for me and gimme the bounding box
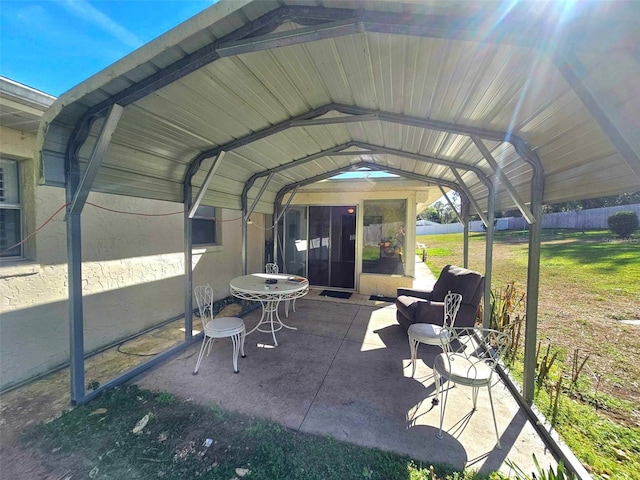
[185,103,530,175]
[215,6,553,59]
[187,103,523,211]
[68,104,123,215]
[471,136,535,224]
[276,160,462,204]
[240,141,490,216]
[243,141,488,194]
[240,142,356,210]
[217,18,362,57]
[274,162,471,229]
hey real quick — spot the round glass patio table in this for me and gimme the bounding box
[229,273,309,346]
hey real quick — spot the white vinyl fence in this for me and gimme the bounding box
[417,204,640,235]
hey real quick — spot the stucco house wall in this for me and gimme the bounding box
[0,121,264,391]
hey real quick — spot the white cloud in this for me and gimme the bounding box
[55,0,141,48]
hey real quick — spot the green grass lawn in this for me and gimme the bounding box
[418,229,640,480]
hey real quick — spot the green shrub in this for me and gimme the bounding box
[607,211,638,238]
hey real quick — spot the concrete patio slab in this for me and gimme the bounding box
[136,296,558,476]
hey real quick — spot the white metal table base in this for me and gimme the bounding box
[246,299,297,346]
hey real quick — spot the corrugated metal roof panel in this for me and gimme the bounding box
[37,0,639,215]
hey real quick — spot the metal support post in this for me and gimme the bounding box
[65,152,85,405]
[483,189,495,329]
[462,198,470,268]
[184,191,193,340]
[523,164,545,403]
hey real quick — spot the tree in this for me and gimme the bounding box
[417,206,439,222]
[542,191,640,213]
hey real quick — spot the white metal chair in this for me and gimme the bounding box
[433,327,510,449]
[265,263,296,317]
[265,263,279,274]
[193,284,246,374]
[407,291,462,377]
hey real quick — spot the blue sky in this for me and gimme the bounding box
[1,0,215,97]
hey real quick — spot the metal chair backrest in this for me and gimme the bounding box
[442,327,510,379]
[443,290,463,329]
[265,263,279,274]
[194,284,214,330]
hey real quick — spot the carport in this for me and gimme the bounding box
[37,0,638,434]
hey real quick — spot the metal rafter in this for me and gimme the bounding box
[240,140,492,213]
[275,160,463,206]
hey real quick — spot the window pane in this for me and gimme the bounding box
[0,208,21,257]
[192,218,216,245]
[362,200,406,275]
[0,160,20,204]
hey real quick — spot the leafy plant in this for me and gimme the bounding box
[607,211,638,238]
[482,282,526,363]
[488,282,526,331]
[506,454,577,480]
[535,342,559,389]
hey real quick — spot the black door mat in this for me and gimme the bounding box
[319,290,352,299]
[369,295,396,303]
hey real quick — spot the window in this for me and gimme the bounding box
[0,159,22,258]
[362,199,406,275]
[192,205,219,246]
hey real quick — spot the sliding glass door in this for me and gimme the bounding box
[279,205,356,289]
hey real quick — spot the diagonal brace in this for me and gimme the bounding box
[245,172,274,221]
[69,104,123,214]
[438,185,465,227]
[188,151,225,218]
[472,136,535,224]
[451,168,489,226]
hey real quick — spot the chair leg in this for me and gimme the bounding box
[193,336,210,374]
[436,371,448,439]
[409,335,420,377]
[472,386,479,410]
[231,333,241,374]
[240,328,246,358]
[487,385,502,449]
[206,337,215,356]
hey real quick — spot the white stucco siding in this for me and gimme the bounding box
[1,181,265,391]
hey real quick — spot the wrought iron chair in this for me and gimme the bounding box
[433,327,510,449]
[265,263,296,317]
[407,291,462,377]
[193,284,246,374]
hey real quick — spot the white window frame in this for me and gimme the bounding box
[0,158,23,259]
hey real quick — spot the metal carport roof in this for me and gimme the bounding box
[35,0,639,440]
[37,0,639,215]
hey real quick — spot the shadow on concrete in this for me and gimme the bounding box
[134,297,556,475]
